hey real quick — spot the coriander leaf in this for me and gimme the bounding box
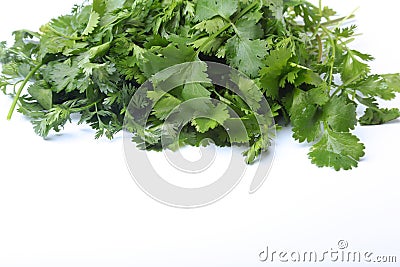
[27,81,53,110]
[334,25,358,39]
[38,28,76,60]
[323,95,357,132]
[359,107,400,125]
[181,83,211,100]
[263,0,284,22]
[243,137,271,164]
[231,73,263,111]
[354,95,398,125]
[259,47,292,98]
[48,59,80,93]
[292,104,321,143]
[294,70,324,87]
[308,128,365,171]
[192,118,219,133]
[223,118,251,143]
[31,104,72,138]
[192,103,230,133]
[92,62,119,94]
[290,88,328,143]
[142,44,196,78]
[226,36,267,78]
[38,13,84,59]
[340,49,371,85]
[308,85,330,106]
[191,37,223,55]
[235,19,263,40]
[93,0,106,16]
[82,11,100,36]
[193,17,225,34]
[195,0,238,21]
[352,75,396,101]
[382,73,400,93]
[147,91,182,120]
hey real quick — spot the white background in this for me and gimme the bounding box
[0,1,399,266]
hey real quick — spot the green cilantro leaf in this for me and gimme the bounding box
[48,59,80,93]
[27,81,53,110]
[259,47,292,98]
[147,90,182,120]
[351,75,396,101]
[226,36,268,77]
[193,17,225,34]
[340,50,371,85]
[322,95,357,132]
[291,88,328,143]
[308,128,365,171]
[82,11,100,36]
[181,83,211,100]
[359,107,400,125]
[195,0,238,21]
[192,103,230,133]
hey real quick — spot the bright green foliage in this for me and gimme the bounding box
[27,81,53,110]
[195,0,238,21]
[322,95,357,133]
[226,37,268,78]
[1,0,400,170]
[82,11,100,36]
[260,47,293,99]
[192,103,230,133]
[308,129,365,171]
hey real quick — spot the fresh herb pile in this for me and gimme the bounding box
[1,0,399,170]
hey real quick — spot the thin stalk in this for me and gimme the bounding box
[330,87,341,97]
[196,23,231,55]
[70,100,101,113]
[335,7,359,29]
[320,15,356,27]
[319,0,322,13]
[316,34,323,62]
[320,25,336,87]
[7,63,43,120]
[289,62,311,70]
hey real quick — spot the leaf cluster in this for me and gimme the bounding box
[1,0,399,170]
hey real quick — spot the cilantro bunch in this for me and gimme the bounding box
[1,0,399,170]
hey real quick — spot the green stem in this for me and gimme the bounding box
[340,73,362,89]
[335,7,359,29]
[7,63,43,120]
[289,62,311,70]
[318,0,322,14]
[316,34,323,62]
[330,72,363,98]
[211,88,232,106]
[196,23,231,55]
[320,25,336,87]
[320,15,356,27]
[70,100,101,113]
[94,103,105,130]
[331,87,341,97]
